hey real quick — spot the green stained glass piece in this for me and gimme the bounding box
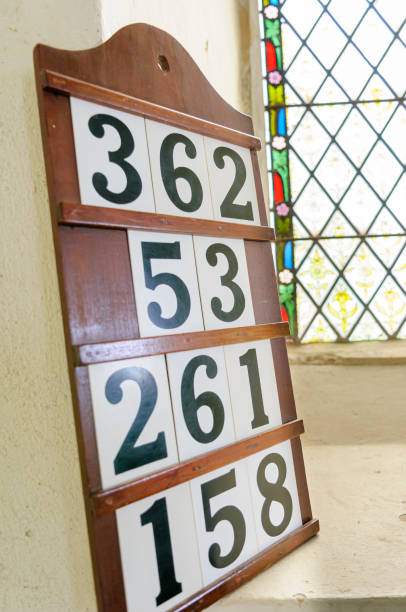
[271,149,289,201]
[271,148,287,174]
[275,46,283,72]
[279,282,296,334]
[268,84,284,106]
[265,19,281,47]
[276,216,291,235]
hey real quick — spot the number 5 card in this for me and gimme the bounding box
[128,230,204,337]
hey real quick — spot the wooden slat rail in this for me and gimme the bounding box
[42,69,262,150]
[59,202,275,240]
[74,321,290,365]
[92,419,304,516]
[173,519,320,612]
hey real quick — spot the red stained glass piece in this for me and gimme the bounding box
[266,41,277,72]
[281,306,289,322]
[273,172,284,204]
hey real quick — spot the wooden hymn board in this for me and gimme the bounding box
[34,24,319,612]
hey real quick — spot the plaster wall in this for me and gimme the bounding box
[0,1,253,610]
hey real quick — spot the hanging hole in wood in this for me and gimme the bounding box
[157,55,170,72]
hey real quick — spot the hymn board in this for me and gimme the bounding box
[34,24,318,611]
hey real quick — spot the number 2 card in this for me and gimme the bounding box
[88,354,178,489]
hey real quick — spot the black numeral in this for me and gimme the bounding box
[239,348,269,429]
[140,497,182,606]
[160,133,203,212]
[206,243,245,322]
[201,469,246,568]
[141,241,191,329]
[88,114,142,204]
[181,355,225,443]
[105,367,167,475]
[214,146,254,221]
[257,453,293,537]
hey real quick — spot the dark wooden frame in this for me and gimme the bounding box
[34,23,318,612]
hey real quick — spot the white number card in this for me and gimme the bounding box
[88,355,178,488]
[70,97,155,211]
[146,119,213,219]
[193,236,255,330]
[190,461,257,585]
[166,346,236,461]
[246,441,302,551]
[116,484,202,612]
[128,230,204,337]
[204,136,260,225]
[224,340,282,440]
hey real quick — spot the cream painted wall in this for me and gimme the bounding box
[0,1,254,610]
[1,1,101,610]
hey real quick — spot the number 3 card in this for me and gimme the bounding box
[70,97,155,212]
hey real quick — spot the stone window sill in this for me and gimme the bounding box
[287,339,406,365]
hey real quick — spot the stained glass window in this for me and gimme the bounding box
[259,0,406,342]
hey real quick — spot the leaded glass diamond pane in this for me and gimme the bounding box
[369,209,403,236]
[352,9,393,66]
[349,311,387,341]
[293,179,335,235]
[340,177,381,233]
[358,100,395,135]
[296,244,338,305]
[322,279,361,337]
[331,45,372,99]
[281,0,323,39]
[313,104,351,137]
[370,277,406,334]
[322,210,356,238]
[289,112,330,170]
[284,47,326,103]
[301,314,337,343]
[327,0,368,36]
[367,236,406,268]
[321,237,360,269]
[336,108,377,166]
[306,13,347,69]
[374,0,405,33]
[362,141,402,199]
[344,243,386,302]
[314,143,355,202]
[313,77,349,104]
[359,74,395,102]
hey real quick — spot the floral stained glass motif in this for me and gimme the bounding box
[259,0,406,342]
